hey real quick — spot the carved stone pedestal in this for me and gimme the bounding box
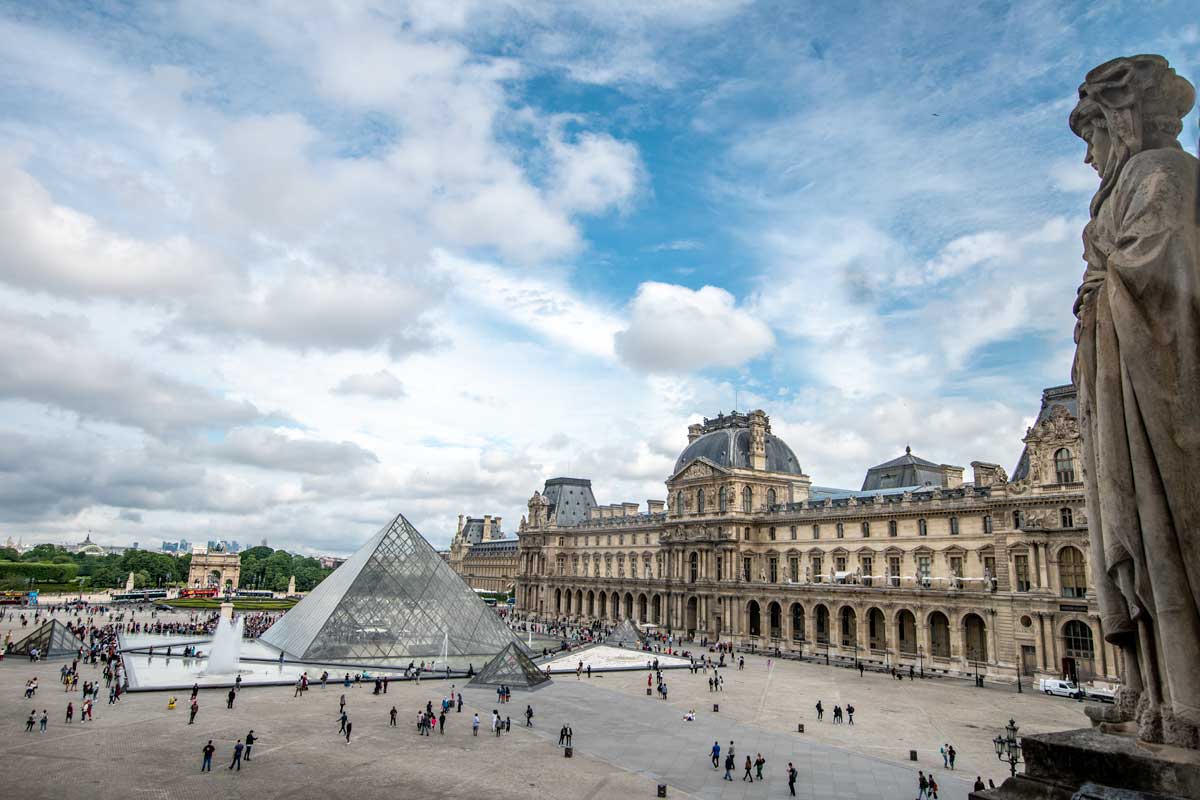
[971,728,1200,800]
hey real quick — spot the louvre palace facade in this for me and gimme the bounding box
[514,385,1121,685]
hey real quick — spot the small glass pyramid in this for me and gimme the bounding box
[468,641,549,689]
[603,618,644,649]
[9,619,84,658]
[260,512,519,664]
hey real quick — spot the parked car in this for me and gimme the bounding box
[1039,678,1084,699]
[1083,685,1116,703]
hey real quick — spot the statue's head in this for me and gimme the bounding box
[1069,55,1194,210]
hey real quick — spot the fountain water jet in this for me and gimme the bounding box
[204,615,244,675]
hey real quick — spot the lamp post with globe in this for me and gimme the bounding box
[992,718,1024,777]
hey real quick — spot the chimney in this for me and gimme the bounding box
[456,515,464,535]
[687,423,704,443]
[622,502,639,517]
[971,461,1007,487]
[749,410,768,471]
[647,499,665,514]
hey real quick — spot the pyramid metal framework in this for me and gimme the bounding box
[603,618,644,649]
[9,619,84,658]
[260,513,519,664]
[468,641,550,689]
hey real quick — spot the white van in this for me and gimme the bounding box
[1039,678,1083,699]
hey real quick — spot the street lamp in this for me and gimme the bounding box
[992,718,1023,777]
[917,645,924,679]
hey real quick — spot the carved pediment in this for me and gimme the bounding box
[669,456,731,482]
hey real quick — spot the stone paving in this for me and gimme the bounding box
[0,607,1091,799]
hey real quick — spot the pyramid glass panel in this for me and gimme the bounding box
[9,619,84,658]
[468,642,549,689]
[260,513,518,664]
[603,618,644,649]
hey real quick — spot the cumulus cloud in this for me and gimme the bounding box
[615,282,774,372]
[204,428,379,475]
[332,370,407,400]
[0,308,262,437]
[549,131,643,215]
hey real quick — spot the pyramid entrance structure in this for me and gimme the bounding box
[603,618,644,649]
[468,641,550,690]
[8,619,84,658]
[260,512,519,665]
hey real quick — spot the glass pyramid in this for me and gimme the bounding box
[9,619,84,658]
[260,512,519,664]
[468,641,549,689]
[603,618,644,649]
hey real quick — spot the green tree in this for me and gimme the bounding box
[0,546,19,561]
[21,544,63,562]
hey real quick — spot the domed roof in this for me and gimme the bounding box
[673,411,803,475]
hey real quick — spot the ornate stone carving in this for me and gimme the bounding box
[1070,54,1199,747]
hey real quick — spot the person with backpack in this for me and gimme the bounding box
[786,762,798,796]
[754,753,766,780]
[917,770,929,799]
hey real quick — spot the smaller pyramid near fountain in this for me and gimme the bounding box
[8,619,84,658]
[603,618,644,649]
[468,641,549,690]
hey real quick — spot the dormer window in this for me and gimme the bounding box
[1055,448,1076,484]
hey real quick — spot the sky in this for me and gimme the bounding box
[1,1,1197,555]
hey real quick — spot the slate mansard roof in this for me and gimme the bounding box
[541,477,598,527]
[673,412,803,476]
[1010,384,1079,481]
[860,447,947,491]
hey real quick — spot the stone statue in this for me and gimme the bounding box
[1070,54,1199,747]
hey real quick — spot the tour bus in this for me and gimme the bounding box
[234,589,275,598]
[110,589,169,603]
[179,587,219,599]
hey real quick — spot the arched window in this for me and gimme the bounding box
[676,490,683,514]
[1059,546,1087,598]
[836,522,844,538]
[1060,507,1073,528]
[1012,510,1022,529]
[812,524,820,540]
[861,521,870,537]
[718,486,728,513]
[1064,620,1095,659]
[767,488,777,508]
[697,488,705,513]
[1055,448,1076,484]
[949,516,959,535]
[742,486,752,512]
[918,518,928,536]
[888,519,897,537]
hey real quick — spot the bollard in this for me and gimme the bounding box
[797,723,805,733]
[646,687,651,696]
[657,785,667,797]
[909,750,918,762]
[564,746,573,758]
[713,703,719,712]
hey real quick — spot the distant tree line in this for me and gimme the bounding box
[0,543,334,592]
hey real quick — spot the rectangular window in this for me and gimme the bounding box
[607,535,612,546]
[716,556,722,581]
[812,556,823,582]
[835,556,847,572]
[889,556,901,587]
[862,556,873,587]
[862,521,870,537]
[950,517,959,535]
[888,520,897,537]
[790,525,797,540]
[619,534,624,545]
[1014,554,1031,592]
[769,527,776,541]
[558,536,564,546]
[836,522,844,538]
[742,557,752,582]
[812,525,820,540]
[789,557,799,582]
[983,515,993,535]
[769,557,778,583]
[984,555,996,578]
[917,556,931,586]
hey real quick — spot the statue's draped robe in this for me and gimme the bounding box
[1074,146,1200,726]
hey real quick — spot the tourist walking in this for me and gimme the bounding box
[559,725,568,746]
[742,755,754,782]
[917,770,929,799]
[473,713,480,735]
[244,731,256,760]
[439,710,446,734]
[940,744,949,768]
[948,745,956,770]
[338,710,348,733]
[65,702,73,724]
[344,719,352,743]
[787,762,798,796]
[229,739,243,770]
[189,699,199,725]
[928,774,940,798]
[723,752,734,781]
[227,688,236,709]
[815,700,824,721]
[847,703,855,724]
[389,706,397,727]
[201,740,215,772]
[339,693,346,713]
[525,704,534,727]
[39,710,47,732]
[25,711,35,732]
[754,753,765,779]
[711,740,720,768]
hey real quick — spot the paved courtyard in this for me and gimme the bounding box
[1,607,1092,799]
